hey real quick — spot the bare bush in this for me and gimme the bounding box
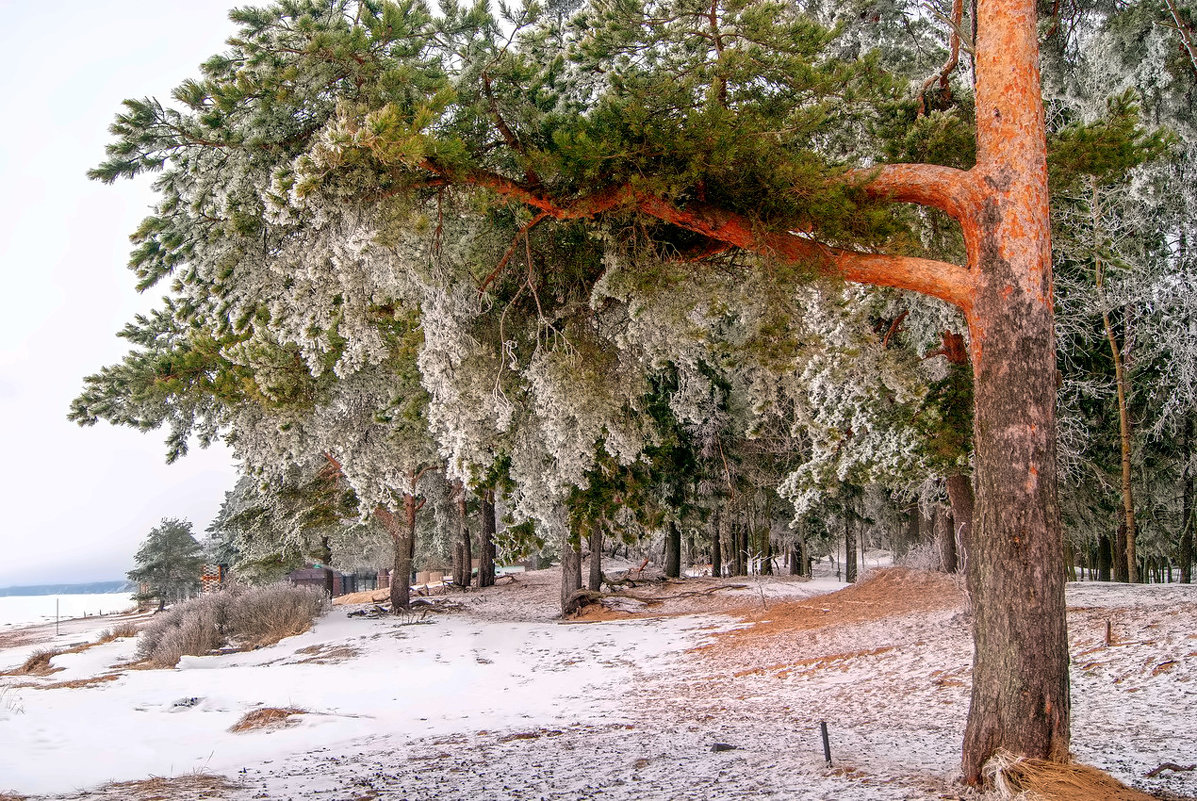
[897,543,943,572]
[137,593,232,667]
[135,585,326,667]
[97,622,141,643]
[226,585,328,649]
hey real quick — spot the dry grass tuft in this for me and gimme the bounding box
[13,648,64,676]
[0,793,28,801]
[97,622,141,643]
[95,772,238,799]
[291,643,361,664]
[229,706,306,733]
[22,674,122,691]
[987,752,1158,801]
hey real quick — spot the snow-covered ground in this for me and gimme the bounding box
[1,569,1194,800]
[0,593,135,630]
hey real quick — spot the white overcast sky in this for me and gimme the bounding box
[0,1,250,587]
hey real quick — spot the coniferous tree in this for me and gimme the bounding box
[128,518,205,610]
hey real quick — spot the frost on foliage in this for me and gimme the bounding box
[416,279,511,483]
[777,285,934,516]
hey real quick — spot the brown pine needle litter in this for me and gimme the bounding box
[93,773,238,799]
[229,706,307,732]
[986,751,1158,801]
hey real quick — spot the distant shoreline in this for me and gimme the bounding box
[0,580,131,597]
[0,592,138,633]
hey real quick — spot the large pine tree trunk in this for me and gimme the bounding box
[664,521,681,578]
[960,137,1068,776]
[477,489,497,588]
[963,286,1070,779]
[955,0,1070,780]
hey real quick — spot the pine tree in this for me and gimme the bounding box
[127,518,205,610]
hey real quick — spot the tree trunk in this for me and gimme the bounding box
[1114,522,1129,583]
[477,489,497,588]
[761,525,774,575]
[454,484,472,588]
[1182,413,1194,584]
[790,519,806,576]
[946,473,974,575]
[560,537,582,615]
[375,504,413,611]
[844,512,857,583]
[898,503,919,560]
[739,516,750,575]
[952,0,1071,778]
[711,506,722,578]
[921,506,935,552]
[664,521,681,578]
[729,517,738,575]
[1097,535,1113,582]
[936,507,958,573]
[317,536,336,598]
[588,528,603,591]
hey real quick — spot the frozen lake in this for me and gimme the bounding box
[0,593,136,629]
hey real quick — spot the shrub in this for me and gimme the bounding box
[136,592,233,668]
[136,585,327,667]
[898,543,943,572]
[97,622,141,643]
[226,585,328,649]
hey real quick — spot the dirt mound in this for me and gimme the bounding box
[705,568,965,651]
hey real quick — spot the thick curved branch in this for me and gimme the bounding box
[852,163,979,222]
[437,163,973,310]
[635,196,973,311]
